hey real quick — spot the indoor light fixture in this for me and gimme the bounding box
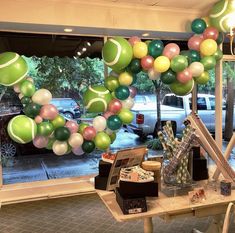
[142,33,150,37]
[64,28,73,32]
[82,47,87,52]
[77,51,81,56]
[86,42,91,46]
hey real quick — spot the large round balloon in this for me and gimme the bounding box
[107,115,122,130]
[54,126,71,141]
[170,55,188,72]
[37,122,54,136]
[104,75,120,91]
[170,79,194,96]
[24,103,41,118]
[7,115,37,144]
[209,0,235,32]
[148,40,164,58]
[83,85,112,113]
[32,89,52,105]
[160,69,176,84]
[102,37,133,71]
[0,52,28,86]
[94,132,111,150]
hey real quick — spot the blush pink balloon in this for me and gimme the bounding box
[72,147,84,156]
[82,126,96,140]
[40,104,58,120]
[128,36,141,46]
[141,55,154,70]
[108,99,122,114]
[163,43,180,59]
[35,115,43,124]
[188,35,203,51]
[129,86,137,98]
[33,136,48,149]
[13,84,21,93]
[103,111,115,119]
[65,120,79,133]
[203,27,219,40]
[177,68,193,84]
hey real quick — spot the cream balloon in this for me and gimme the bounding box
[189,62,204,77]
[52,140,68,156]
[18,93,24,99]
[93,116,107,132]
[68,133,84,148]
[13,84,21,93]
[121,97,135,109]
[32,89,52,105]
[148,68,160,80]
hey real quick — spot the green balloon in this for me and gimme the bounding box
[54,126,71,141]
[180,50,190,60]
[118,108,134,124]
[109,132,116,144]
[115,85,130,100]
[21,96,32,106]
[37,122,54,136]
[46,137,56,150]
[160,69,176,84]
[170,55,188,72]
[194,71,210,85]
[82,140,95,153]
[188,50,201,63]
[107,115,122,130]
[24,103,41,118]
[79,123,89,134]
[131,74,137,85]
[94,132,111,150]
[51,115,66,129]
[20,80,36,97]
[148,40,164,58]
[191,18,207,34]
[214,48,223,61]
[104,75,120,91]
[170,79,194,96]
[127,59,142,74]
[216,32,224,45]
[200,56,216,70]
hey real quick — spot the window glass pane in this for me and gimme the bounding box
[209,97,215,110]
[162,95,183,109]
[197,97,207,110]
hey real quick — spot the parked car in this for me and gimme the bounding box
[127,93,235,138]
[50,98,81,119]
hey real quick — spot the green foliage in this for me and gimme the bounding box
[146,137,163,151]
[133,72,155,94]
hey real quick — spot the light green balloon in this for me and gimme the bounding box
[94,132,111,150]
[37,122,54,136]
[51,115,66,129]
[20,80,36,97]
[170,79,194,96]
[104,76,120,91]
[118,108,134,124]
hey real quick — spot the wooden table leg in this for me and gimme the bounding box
[144,217,153,233]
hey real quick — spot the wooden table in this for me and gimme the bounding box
[97,188,235,233]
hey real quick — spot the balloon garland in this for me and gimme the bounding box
[0,3,225,156]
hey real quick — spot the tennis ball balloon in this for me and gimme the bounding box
[209,0,235,32]
[83,85,112,113]
[0,52,28,86]
[102,37,133,71]
[169,79,194,96]
[7,115,37,144]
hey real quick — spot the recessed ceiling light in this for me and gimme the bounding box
[82,47,87,52]
[64,28,73,32]
[77,51,81,56]
[142,33,150,37]
[86,42,91,46]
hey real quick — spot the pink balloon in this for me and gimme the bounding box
[129,86,137,98]
[141,56,154,70]
[103,111,115,119]
[82,126,96,140]
[203,27,219,40]
[128,36,141,46]
[188,35,203,51]
[13,84,21,93]
[108,99,122,114]
[177,68,193,84]
[35,115,43,124]
[33,136,48,148]
[72,147,84,156]
[40,104,58,120]
[163,43,180,59]
[65,120,79,133]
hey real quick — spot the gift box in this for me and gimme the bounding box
[193,157,208,181]
[94,175,108,190]
[119,180,158,197]
[98,160,112,177]
[116,187,147,215]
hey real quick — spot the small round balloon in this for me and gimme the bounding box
[121,97,135,109]
[203,27,219,40]
[153,56,170,73]
[72,147,85,156]
[94,132,111,150]
[177,68,193,84]
[129,86,137,98]
[20,80,36,97]
[160,69,176,84]
[127,59,142,74]
[37,122,54,136]
[65,120,79,134]
[54,126,71,141]
[194,71,210,84]
[68,133,84,148]
[162,43,180,60]
[82,140,95,153]
[107,115,122,130]
[118,72,133,86]
[40,104,58,120]
[93,116,107,132]
[200,39,218,56]
[170,55,188,72]
[148,40,164,58]
[170,79,194,96]
[141,56,154,70]
[188,35,203,51]
[148,68,160,80]
[108,99,122,114]
[82,126,96,141]
[118,108,134,124]
[52,140,68,156]
[24,103,41,118]
[104,75,120,91]
[115,85,130,100]
[128,36,141,46]
[33,136,49,149]
[51,115,66,129]
[191,18,207,34]
[189,62,204,77]
[32,89,52,105]
[133,42,148,59]
[200,56,216,70]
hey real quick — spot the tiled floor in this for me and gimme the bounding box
[0,193,234,233]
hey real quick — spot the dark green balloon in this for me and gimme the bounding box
[37,122,54,136]
[82,140,95,153]
[200,56,216,70]
[107,115,122,130]
[24,103,41,118]
[214,48,223,61]
[191,18,207,34]
[180,50,190,60]
[115,85,130,100]
[131,74,137,85]
[127,59,142,74]
[148,40,164,58]
[170,55,188,72]
[216,32,224,45]
[21,96,31,106]
[54,126,71,141]
[160,69,176,84]
[188,50,201,63]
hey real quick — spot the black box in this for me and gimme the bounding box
[192,146,201,159]
[94,175,108,190]
[99,160,112,177]
[116,188,147,215]
[119,180,158,197]
[193,157,209,181]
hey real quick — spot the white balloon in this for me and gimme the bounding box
[32,89,52,105]
[189,62,204,77]
[148,68,160,80]
[18,93,24,99]
[93,116,107,132]
[68,133,84,148]
[121,97,135,109]
[52,140,68,156]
